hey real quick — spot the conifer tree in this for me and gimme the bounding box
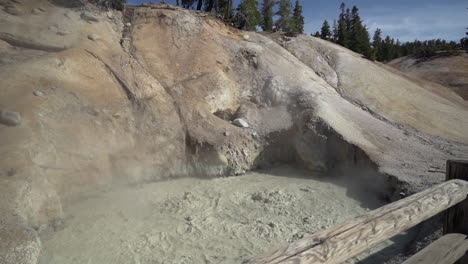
[381,35,393,61]
[292,0,305,33]
[182,0,196,9]
[395,39,402,58]
[205,0,216,12]
[219,0,234,18]
[313,31,321,37]
[103,0,125,10]
[337,3,349,47]
[234,0,262,31]
[332,19,338,42]
[320,20,331,40]
[275,0,293,32]
[372,28,383,61]
[348,6,372,58]
[261,0,275,31]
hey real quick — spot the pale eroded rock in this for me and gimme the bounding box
[233,118,249,128]
[88,34,100,41]
[81,11,99,22]
[33,91,45,97]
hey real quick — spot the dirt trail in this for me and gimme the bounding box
[38,166,413,264]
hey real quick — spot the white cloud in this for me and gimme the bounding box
[363,3,467,42]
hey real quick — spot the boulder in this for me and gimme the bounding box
[31,8,42,15]
[233,118,249,128]
[5,6,23,16]
[0,110,22,126]
[87,34,100,41]
[80,11,99,22]
[33,91,45,97]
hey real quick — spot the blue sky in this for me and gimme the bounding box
[128,0,467,42]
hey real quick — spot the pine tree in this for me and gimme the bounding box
[261,0,275,31]
[313,31,321,37]
[395,39,402,58]
[219,0,234,19]
[182,0,196,9]
[292,0,304,33]
[348,6,372,58]
[107,0,126,10]
[390,37,398,59]
[275,0,293,32]
[372,28,383,61]
[381,35,394,61]
[320,20,331,40]
[205,0,215,12]
[234,0,262,31]
[332,19,338,42]
[461,37,468,51]
[345,7,352,36]
[337,3,349,47]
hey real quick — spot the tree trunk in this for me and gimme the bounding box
[197,0,203,10]
[206,0,214,12]
[225,0,232,18]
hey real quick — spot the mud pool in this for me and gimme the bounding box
[38,166,413,264]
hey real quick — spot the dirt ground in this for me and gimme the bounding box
[388,53,468,100]
[38,166,413,264]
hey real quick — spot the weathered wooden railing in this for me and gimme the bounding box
[246,160,468,264]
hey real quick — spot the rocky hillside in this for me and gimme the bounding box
[388,53,468,100]
[1,1,468,263]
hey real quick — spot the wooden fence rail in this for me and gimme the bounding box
[246,160,468,264]
[444,160,468,264]
[402,233,468,264]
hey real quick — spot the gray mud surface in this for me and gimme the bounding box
[38,166,414,264]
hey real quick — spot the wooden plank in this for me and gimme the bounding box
[246,179,468,264]
[444,160,468,264]
[402,233,468,264]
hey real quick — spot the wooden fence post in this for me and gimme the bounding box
[444,160,468,264]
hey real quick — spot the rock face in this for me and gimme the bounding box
[268,34,468,144]
[0,1,468,263]
[388,53,468,100]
